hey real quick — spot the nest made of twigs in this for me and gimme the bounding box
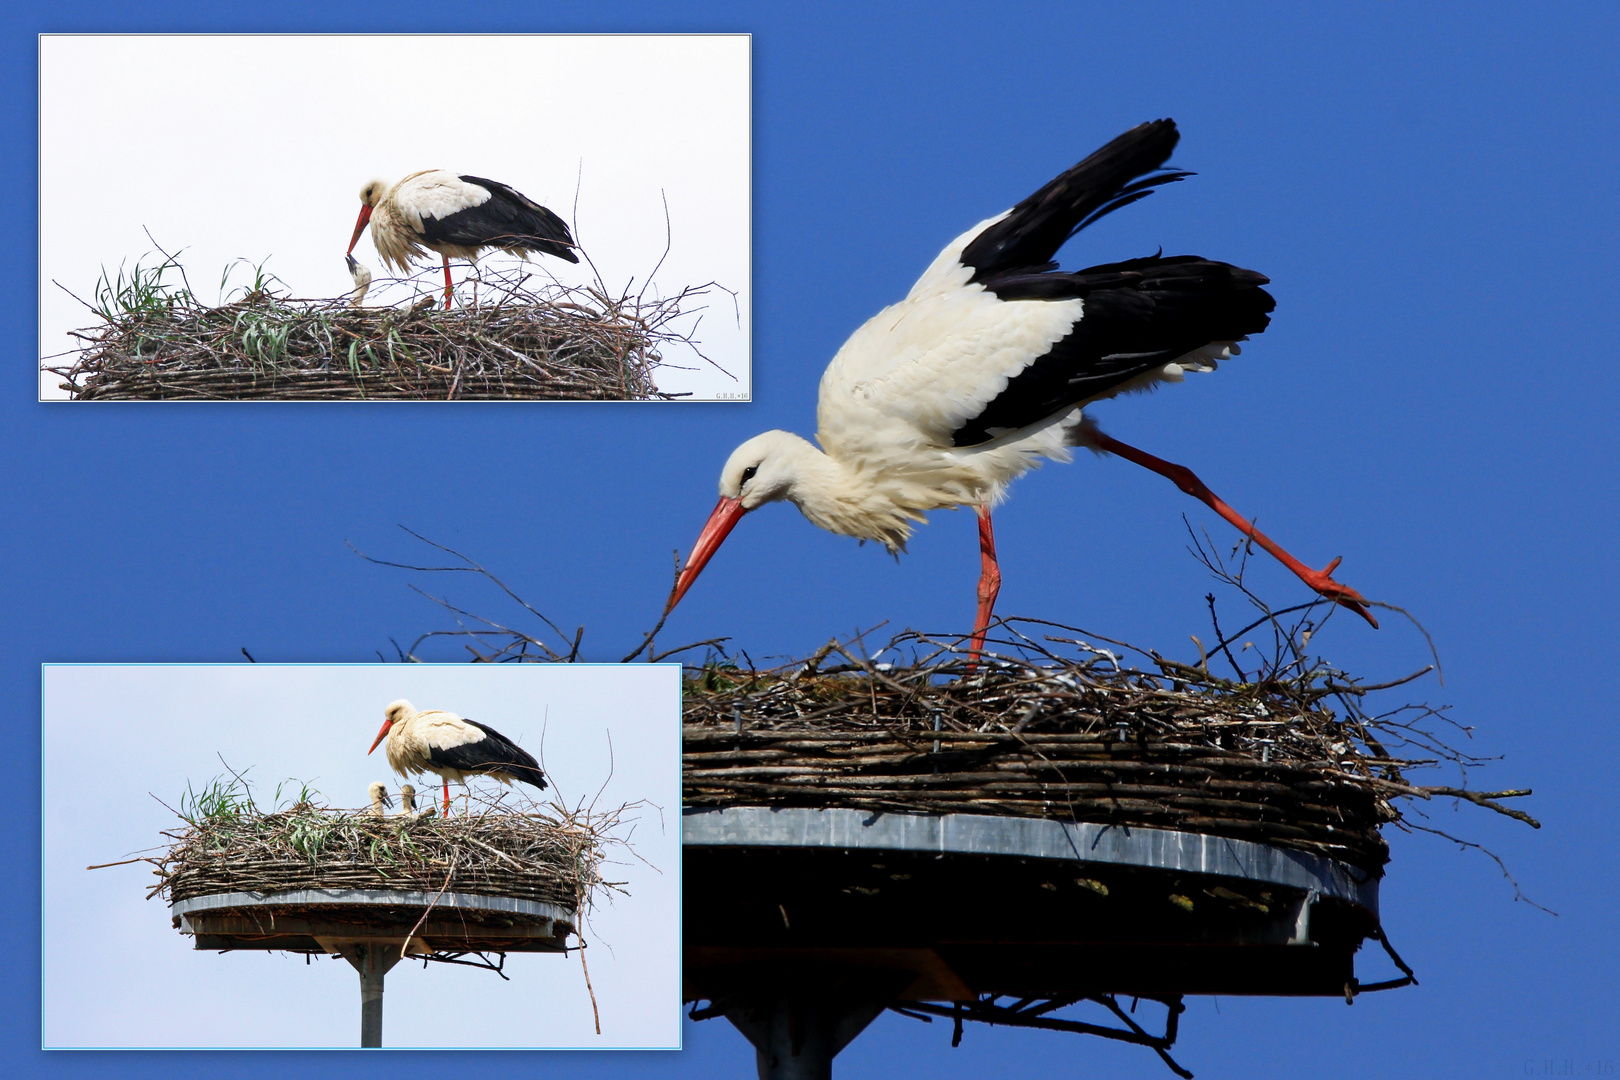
[153,802,604,909]
[681,622,1537,876]
[353,529,1537,890]
[49,260,718,401]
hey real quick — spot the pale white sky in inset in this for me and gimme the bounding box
[39,35,751,400]
[41,663,682,1049]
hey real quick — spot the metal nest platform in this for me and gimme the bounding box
[172,886,575,955]
[674,617,1538,1076]
[173,886,577,1047]
[684,806,1413,1078]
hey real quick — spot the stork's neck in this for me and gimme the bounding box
[769,433,925,553]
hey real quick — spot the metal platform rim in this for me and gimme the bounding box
[683,806,1379,913]
[170,888,574,922]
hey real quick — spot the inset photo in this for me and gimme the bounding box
[41,663,681,1049]
[40,35,750,402]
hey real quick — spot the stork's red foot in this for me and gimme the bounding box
[1296,557,1378,628]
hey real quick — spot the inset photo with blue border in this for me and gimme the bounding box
[41,662,681,1049]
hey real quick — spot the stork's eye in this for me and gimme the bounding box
[741,465,759,485]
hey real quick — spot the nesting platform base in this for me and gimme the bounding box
[173,888,575,1046]
[685,807,1385,1078]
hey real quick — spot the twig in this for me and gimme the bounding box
[400,852,459,959]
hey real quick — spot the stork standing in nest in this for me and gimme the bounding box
[367,699,548,814]
[346,171,579,308]
[664,120,1376,661]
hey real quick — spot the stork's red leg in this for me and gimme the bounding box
[968,505,1003,667]
[443,779,451,814]
[442,256,454,308]
[1089,430,1378,627]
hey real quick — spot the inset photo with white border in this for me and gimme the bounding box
[40,35,750,402]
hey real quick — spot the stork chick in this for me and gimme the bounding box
[344,254,372,307]
[366,781,393,817]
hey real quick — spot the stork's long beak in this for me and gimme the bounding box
[665,496,747,613]
[367,719,392,755]
[347,204,373,255]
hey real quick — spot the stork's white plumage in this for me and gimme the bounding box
[367,699,548,814]
[665,120,1375,657]
[346,170,578,307]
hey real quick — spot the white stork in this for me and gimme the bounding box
[664,120,1375,659]
[346,171,578,307]
[367,699,548,813]
[366,781,392,817]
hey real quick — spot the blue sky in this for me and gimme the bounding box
[7,3,1618,1078]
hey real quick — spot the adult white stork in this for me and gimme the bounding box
[367,699,548,813]
[664,120,1375,659]
[346,171,579,307]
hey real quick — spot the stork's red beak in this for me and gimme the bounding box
[665,496,747,613]
[367,718,392,755]
[347,204,373,255]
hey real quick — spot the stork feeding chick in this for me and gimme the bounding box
[346,171,578,308]
[367,699,548,814]
[665,120,1376,659]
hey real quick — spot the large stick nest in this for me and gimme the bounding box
[150,793,620,911]
[359,529,1539,889]
[49,256,725,401]
[681,619,1536,877]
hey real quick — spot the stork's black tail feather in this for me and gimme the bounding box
[960,119,1185,282]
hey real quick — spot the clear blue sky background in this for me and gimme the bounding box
[8,3,1618,1078]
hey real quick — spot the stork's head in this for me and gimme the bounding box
[369,699,414,754]
[665,431,819,613]
[367,781,393,810]
[348,178,391,255]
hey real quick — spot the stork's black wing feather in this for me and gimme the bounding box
[423,718,549,790]
[959,120,1186,283]
[951,255,1275,446]
[415,176,579,263]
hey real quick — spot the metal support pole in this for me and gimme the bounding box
[715,969,914,1080]
[336,942,405,1048]
[723,994,888,1080]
